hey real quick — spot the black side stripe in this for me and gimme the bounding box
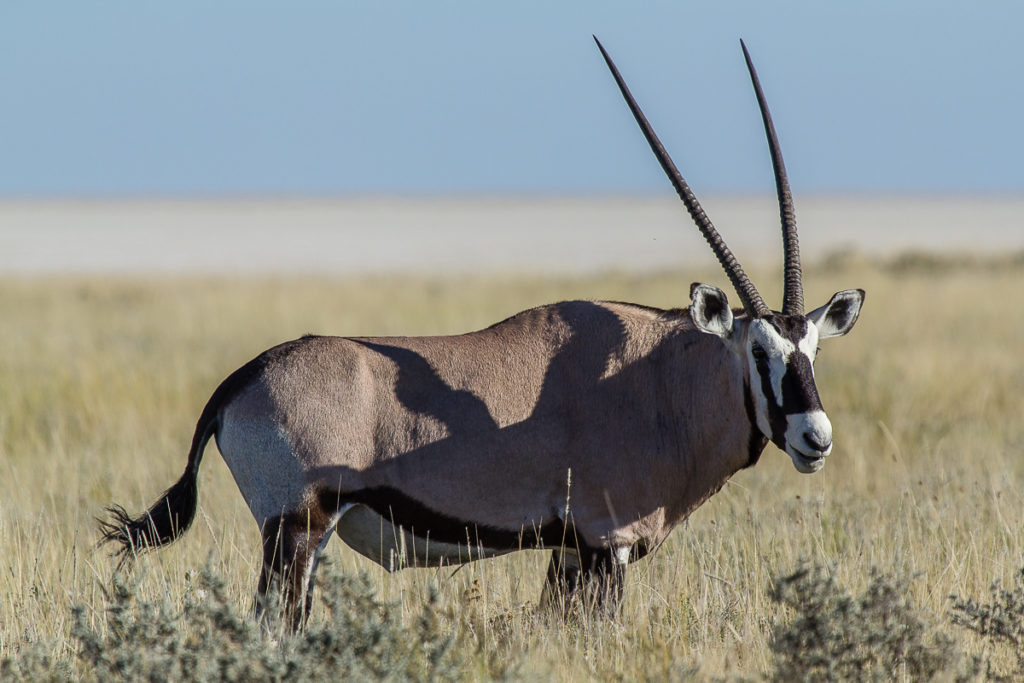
[319,487,589,554]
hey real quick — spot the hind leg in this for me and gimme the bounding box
[256,508,335,631]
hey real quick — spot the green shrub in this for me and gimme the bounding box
[767,564,956,682]
[951,567,1024,681]
[2,562,475,682]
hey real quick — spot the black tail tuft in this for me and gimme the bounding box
[98,471,198,568]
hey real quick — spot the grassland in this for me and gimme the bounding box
[1,255,1022,679]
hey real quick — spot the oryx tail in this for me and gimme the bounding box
[99,379,223,565]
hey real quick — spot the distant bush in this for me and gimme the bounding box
[1,562,479,682]
[767,564,956,682]
[886,250,1024,275]
[813,247,1024,276]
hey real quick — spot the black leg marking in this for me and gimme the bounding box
[540,549,584,615]
[583,549,626,616]
[540,546,628,619]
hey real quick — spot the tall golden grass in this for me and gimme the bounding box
[1,256,1022,678]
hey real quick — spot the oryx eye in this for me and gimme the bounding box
[751,345,768,361]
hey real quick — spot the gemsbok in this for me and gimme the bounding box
[101,37,865,627]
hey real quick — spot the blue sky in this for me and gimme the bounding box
[1,2,1022,197]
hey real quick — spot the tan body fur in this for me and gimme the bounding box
[217,300,757,566]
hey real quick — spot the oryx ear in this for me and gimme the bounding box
[690,283,734,338]
[808,289,865,339]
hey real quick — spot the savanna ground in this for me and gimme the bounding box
[1,252,1023,679]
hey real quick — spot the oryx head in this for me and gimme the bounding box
[597,37,865,473]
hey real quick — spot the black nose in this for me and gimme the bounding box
[803,432,831,453]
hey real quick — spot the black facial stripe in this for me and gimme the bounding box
[782,351,824,415]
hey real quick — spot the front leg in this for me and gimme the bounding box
[539,548,583,615]
[583,547,627,616]
[539,546,628,618]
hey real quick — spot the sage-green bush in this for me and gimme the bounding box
[768,564,956,682]
[951,568,1024,681]
[2,562,479,682]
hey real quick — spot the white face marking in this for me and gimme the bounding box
[799,322,820,363]
[746,318,832,474]
[614,546,631,566]
[748,319,795,409]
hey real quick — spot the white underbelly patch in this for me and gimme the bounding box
[334,504,514,571]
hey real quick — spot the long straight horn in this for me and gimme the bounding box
[594,36,770,318]
[740,40,803,315]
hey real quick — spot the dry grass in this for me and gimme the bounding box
[1,256,1022,679]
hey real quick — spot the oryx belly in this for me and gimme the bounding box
[334,504,515,571]
[322,484,573,569]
